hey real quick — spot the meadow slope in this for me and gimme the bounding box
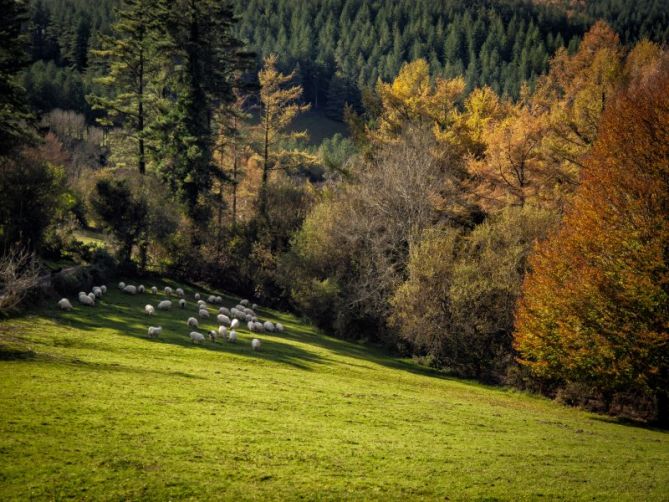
[0,280,667,500]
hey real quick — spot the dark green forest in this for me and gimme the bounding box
[23,0,669,120]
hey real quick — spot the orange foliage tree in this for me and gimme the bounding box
[513,55,669,423]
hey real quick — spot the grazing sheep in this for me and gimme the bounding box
[216,296,223,304]
[208,330,217,342]
[252,303,258,310]
[138,285,145,293]
[151,286,157,294]
[176,288,184,297]
[118,282,126,289]
[101,285,107,294]
[198,308,209,318]
[92,287,102,298]
[218,326,227,338]
[219,307,230,316]
[241,299,250,307]
[194,293,201,300]
[58,298,73,310]
[197,300,206,307]
[189,331,205,344]
[263,321,275,332]
[179,299,186,308]
[157,300,172,310]
[144,304,155,315]
[247,321,255,332]
[123,285,137,295]
[88,292,96,301]
[164,286,173,295]
[275,322,284,333]
[228,330,237,343]
[251,338,262,351]
[78,293,94,306]
[230,318,240,329]
[187,317,199,328]
[147,326,162,338]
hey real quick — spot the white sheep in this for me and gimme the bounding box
[194,293,201,300]
[118,281,126,289]
[157,300,172,310]
[241,299,250,307]
[218,325,227,338]
[58,298,73,310]
[189,331,205,344]
[254,321,265,333]
[101,285,107,294]
[208,330,217,342]
[147,326,162,338]
[176,288,184,297]
[92,286,102,298]
[207,295,217,304]
[197,300,206,307]
[251,338,262,351]
[187,317,199,328]
[179,299,186,308]
[144,304,155,315]
[198,308,209,318]
[219,307,230,316]
[263,321,275,332]
[247,321,255,332]
[275,322,284,333]
[123,285,137,295]
[151,286,157,294]
[88,292,96,301]
[164,286,173,295]
[252,303,258,310]
[216,296,223,304]
[228,330,237,343]
[230,318,240,329]
[138,285,145,293]
[216,314,230,325]
[78,293,94,306]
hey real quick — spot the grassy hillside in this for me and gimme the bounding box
[0,280,667,500]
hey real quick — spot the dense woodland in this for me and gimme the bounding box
[1,0,668,425]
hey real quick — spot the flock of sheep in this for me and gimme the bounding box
[57,282,286,352]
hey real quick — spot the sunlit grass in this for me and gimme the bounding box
[0,280,667,500]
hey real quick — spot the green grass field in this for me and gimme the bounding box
[0,279,667,500]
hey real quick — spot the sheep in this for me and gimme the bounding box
[252,303,258,310]
[164,286,173,295]
[147,326,162,338]
[263,321,275,332]
[157,300,172,310]
[207,295,217,304]
[179,299,186,308]
[240,299,250,307]
[189,331,205,344]
[88,292,96,301]
[251,338,262,351]
[215,296,223,304]
[187,317,199,328]
[247,321,255,332]
[194,293,201,300]
[253,321,265,333]
[58,298,73,310]
[92,287,102,298]
[197,300,207,307]
[101,285,107,294]
[208,330,217,342]
[275,322,284,333]
[151,286,157,294]
[218,325,227,338]
[123,285,137,295]
[138,285,145,294]
[118,281,126,289]
[198,308,209,318]
[230,318,240,329]
[78,293,94,306]
[144,304,155,315]
[176,288,184,298]
[219,307,230,316]
[228,330,237,343]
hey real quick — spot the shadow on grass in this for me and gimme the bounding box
[589,415,669,433]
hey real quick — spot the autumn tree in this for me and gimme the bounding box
[254,54,311,218]
[513,53,669,424]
